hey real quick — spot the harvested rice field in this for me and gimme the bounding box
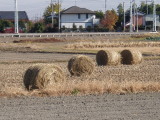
[0,34,160,119]
[0,58,160,96]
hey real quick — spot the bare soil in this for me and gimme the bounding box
[0,93,160,120]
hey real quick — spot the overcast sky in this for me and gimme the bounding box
[0,0,159,20]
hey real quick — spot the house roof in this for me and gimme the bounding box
[125,11,145,16]
[133,12,145,16]
[0,11,29,20]
[61,6,95,14]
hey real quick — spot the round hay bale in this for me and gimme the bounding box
[120,49,143,65]
[68,55,94,76]
[96,50,121,66]
[23,64,65,90]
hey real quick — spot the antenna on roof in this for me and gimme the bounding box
[14,0,19,34]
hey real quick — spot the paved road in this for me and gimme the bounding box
[0,93,160,120]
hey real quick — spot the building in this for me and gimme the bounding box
[60,6,99,30]
[145,14,160,30]
[0,11,29,21]
[0,11,29,33]
[125,12,145,28]
[132,12,145,26]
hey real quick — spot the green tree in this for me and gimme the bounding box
[72,23,77,31]
[95,10,104,20]
[0,20,13,32]
[138,2,153,14]
[156,4,160,15]
[116,3,124,29]
[19,20,26,29]
[30,22,45,33]
[117,3,124,16]
[43,3,61,24]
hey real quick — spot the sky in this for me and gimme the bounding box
[0,0,159,20]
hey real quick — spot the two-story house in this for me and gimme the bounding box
[60,6,99,30]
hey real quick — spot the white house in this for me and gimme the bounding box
[60,6,99,29]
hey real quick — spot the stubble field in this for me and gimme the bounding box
[0,34,160,120]
[0,33,160,97]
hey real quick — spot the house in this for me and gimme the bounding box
[60,6,99,30]
[0,11,29,33]
[0,11,29,21]
[132,12,145,26]
[145,14,160,29]
[125,12,145,27]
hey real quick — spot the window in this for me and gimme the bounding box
[86,14,88,19]
[78,14,81,19]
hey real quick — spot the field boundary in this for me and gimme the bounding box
[0,32,152,38]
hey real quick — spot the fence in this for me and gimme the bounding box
[0,32,151,38]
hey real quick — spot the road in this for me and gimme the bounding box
[0,93,160,120]
[0,52,95,63]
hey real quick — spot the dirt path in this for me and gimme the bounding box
[0,93,160,120]
[0,52,95,63]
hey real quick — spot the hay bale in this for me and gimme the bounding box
[120,49,143,65]
[23,64,65,90]
[68,55,94,76]
[96,50,121,66]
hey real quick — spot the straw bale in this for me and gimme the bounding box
[120,49,143,65]
[68,55,94,76]
[23,64,65,90]
[96,50,121,66]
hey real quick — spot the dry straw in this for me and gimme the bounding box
[120,49,143,65]
[23,64,65,90]
[96,50,121,66]
[68,55,95,76]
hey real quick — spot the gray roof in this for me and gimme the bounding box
[61,6,95,14]
[0,11,29,20]
[133,12,145,16]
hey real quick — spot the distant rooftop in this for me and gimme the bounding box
[0,11,29,20]
[133,12,145,16]
[61,6,95,14]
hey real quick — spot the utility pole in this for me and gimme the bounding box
[153,0,156,32]
[133,0,136,31]
[51,0,54,28]
[105,0,107,18]
[58,0,61,32]
[146,0,149,14]
[136,4,139,32]
[130,0,133,32]
[123,2,126,32]
[14,0,19,34]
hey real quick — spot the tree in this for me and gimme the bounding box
[101,9,118,31]
[30,22,45,33]
[117,3,124,16]
[116,3,124,29]
[156,4,160,15]
[0,20,13,32]
[95,10,104,20]
[72,23,77,31]
[138,2,153,14]
[43,3,61,24]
